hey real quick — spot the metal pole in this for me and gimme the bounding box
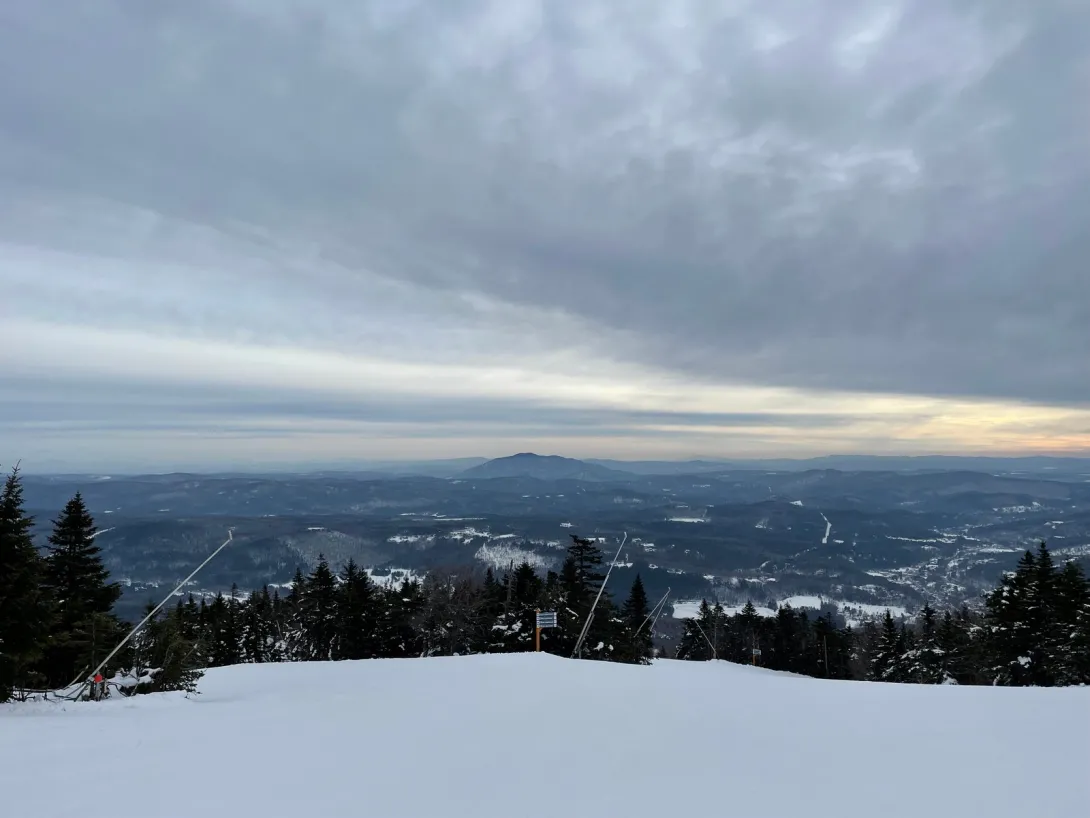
[635,588,671,637]
[646,589,671,639]
[692,618,717,660]
[71,530,233,701]
[572,532,627,659]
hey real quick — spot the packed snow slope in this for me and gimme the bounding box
[2,655,1087,818]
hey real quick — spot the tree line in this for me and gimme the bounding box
[675,541,1090,685]
[0,467,127,701]
[123,533,656,694]
[2,463,1087,701]
[0,465,654,699]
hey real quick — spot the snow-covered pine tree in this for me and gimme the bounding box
[205,590,243,667]
[240,586,279,663]
[905,604,944,684]
[870,610,903,682]
[490,562,545,653]
[1052,560,1090,685]
[937,610,967,684]
[299,555,340,661]
[281,567,309,661]
[983,548,1043,685]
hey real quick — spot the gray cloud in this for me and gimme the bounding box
[1,0,1089,468]
[0,374,861,432]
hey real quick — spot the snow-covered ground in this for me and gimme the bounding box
[2,655,1086,818]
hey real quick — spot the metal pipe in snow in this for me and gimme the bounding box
[71,529,234,701]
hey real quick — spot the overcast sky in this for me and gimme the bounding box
[2,0,1089,471]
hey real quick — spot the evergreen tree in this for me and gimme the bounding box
[937,610,971,684]
[567,535,606,595]
[983,548,1045,685]
[870,610,904,682]
[335,560,381,660]
[241,586,278,663]
[736,601,761,635]
[490,562,545,653]
[133,605,205,695]
[618,574,653,664]
[0,466,53,700]
[676,599,726,660]
[416,570,488,657]
[812,612,840,679]
[206,590,243,667]
[298,555,340,661]
[38,492,123,687]
[377,578,424,658]
[1026,542,1060,685]
[771,604,805,673]
[904,604,944,684]
[1052,560,1090,685]
[282,567,308,660]
[559,535,615,659]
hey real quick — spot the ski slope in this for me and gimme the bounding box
[2,655,1087,818]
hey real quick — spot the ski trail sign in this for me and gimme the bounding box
[535,610,557,651]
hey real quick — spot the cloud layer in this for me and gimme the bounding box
[1,1,1088,469]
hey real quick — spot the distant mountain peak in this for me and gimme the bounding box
[460,453,632,481]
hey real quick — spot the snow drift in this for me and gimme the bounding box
[2,654,1086,818]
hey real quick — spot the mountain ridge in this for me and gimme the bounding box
[460,452,635,481]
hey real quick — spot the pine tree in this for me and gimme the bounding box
[415,570,488,657]
[618,574,653,664]
[771,604,804,673]
[736,601,760,632]
[206,590,243,667]
[489,561,544,653]
[299,555,339,661]
[560,535,614,659]
[241,587,278,663]
[145,607,205,694]
[983,548,1044,685]
[676,599,726,661]
[870,610,903,682]
[0,466,53,700]
[376,578,424,658]
[937,610,971,684]
[335,559,381,660]
[905,604,944,684]
[282,567,309,660]
[1052,560,1090,685]
[567,535,606,595]
[39,492,123,687]
[812,611,839,679]
[1026,542,1060,685]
